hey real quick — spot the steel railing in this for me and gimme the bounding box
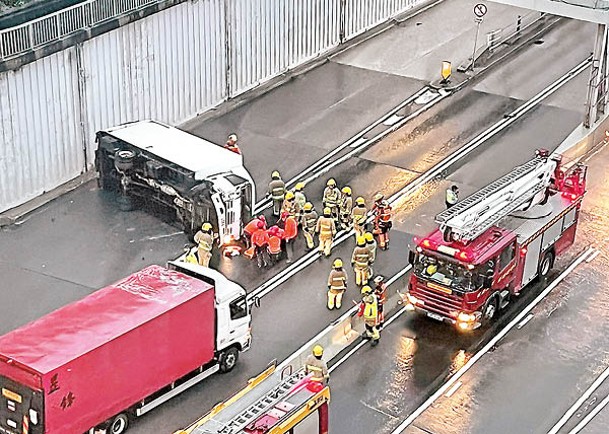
[0,0,159,61]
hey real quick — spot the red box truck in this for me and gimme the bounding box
[0,263,252,434]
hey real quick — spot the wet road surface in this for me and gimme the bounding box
[0,2,599,433]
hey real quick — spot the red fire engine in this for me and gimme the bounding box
[405,150,587,330]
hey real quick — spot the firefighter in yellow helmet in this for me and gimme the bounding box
[281,191,296,218]
[268,171,286,217]
[351,196,367,241]
[322,178,341,223]
[351,236,372,286]
[339,186,353,231]
[304,345,329,385]
[357,286,380,346]
[300,202,318,250]
[327,258,348,309]
[316,207,336,257]
[194,222,214,267]
[293,182,307,220]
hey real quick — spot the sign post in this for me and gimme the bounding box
[471,3,487,71]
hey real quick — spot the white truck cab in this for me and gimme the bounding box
[95,120,255,244]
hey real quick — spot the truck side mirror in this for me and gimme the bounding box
[408,250,416,265]
[253,296,261,308]
[483,276,493,288]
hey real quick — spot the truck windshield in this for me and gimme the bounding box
[413,253,483,292]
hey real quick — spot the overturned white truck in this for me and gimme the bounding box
[95,120,255,243]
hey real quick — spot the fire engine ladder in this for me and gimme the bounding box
[213,369,306,434]
[435,153,558,242]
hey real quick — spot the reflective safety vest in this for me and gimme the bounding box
[375,283,387,305]
[294,191,307,213]
[244,218,263,235]
[185,249,198,264]
[323,187,341,208]
[373,201,392,223]
[301,210,318,232]
[269,179,286,200]
[351,205,367,224]
[339,195,352,215]
[351,246,371,268]
[316,216,336,237]
[194,231,213,253]
[268,235,282,254]
[304,355,329,382]
[328,269,347,291]
[251,229,270,247]
[446,188,458,205]
[282,216,298,240]
[362,295,378,321]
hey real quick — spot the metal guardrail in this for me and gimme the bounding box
[0,0,159,61]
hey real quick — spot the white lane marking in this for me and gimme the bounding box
[329,340,368,373]
[567,392,609,434]
[517,313,534,330]
[586,250,601,263]
[444,381,463,398]
[383,114,405,126]
[389,247,595,434]
[548,359,609,434]
[350,137,368,148]
[140,231,184,241]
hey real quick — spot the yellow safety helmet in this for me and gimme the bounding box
[374,193,384,202]
[342,186,352,195]
[333,258,343,268]
[361,285,373,294]
[201,222,213,231]
[285,191,295,200]
[295,182,305,191]
[327,178,336,187]
[324,207,332,216]
[355,196,365,205]
[364,232,374,242]
[357,236,366,246]
[313,345,324,357]
[426,264,438,275]
[272,170,280,179]
[304,202,313,211]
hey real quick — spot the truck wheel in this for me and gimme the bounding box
[539,251,554,278]
[482,296,499,325]
[109,413,129,434]
[219,347,239,373]
[114,149,135,172]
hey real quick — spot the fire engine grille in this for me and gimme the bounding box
[412,283,463,317]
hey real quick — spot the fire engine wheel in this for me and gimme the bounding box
[114,149,135,172]
[482,297,499,324]
[109,413,129,434]
[219,347,239,373]
[539,251,554,278]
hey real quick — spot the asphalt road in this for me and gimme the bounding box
[0,2,600,434]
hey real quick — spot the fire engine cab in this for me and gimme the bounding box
[406,150,587,331]
[174,362,330,434]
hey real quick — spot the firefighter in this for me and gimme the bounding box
[327,258,348,309]
[373,275,387,328]
[445,184,459,209]
[316,207,336,257]
[293,182,307,220]
[304,345,329,385]
[351,196,367,241]
[322,178,341,222]
[251,220,270,268]
[339,186,353,231]
[358,286,380,346]
[183,244,198,264]
[372,193,392,250]
[351,236,372,286]
[280,211,298,263]
[281,191,297,218]
[224,133,241,154]
[365,232,377,265]
[194,222,214,267]
[268,171,286,217]
[267,225,283,264]
[243,215,267,248]
[300,202,318,251]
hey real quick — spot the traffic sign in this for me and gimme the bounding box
[473,3,487,18]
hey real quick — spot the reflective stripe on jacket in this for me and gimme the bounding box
[328,269,347,290]
[316,216,336,237]
[269,179,286,200]
[351,246,371,268]
[301,210,318,232]
[351,205,367,223]
[323,187,340,208]
[194,231,213,252]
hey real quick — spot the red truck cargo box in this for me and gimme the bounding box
[0,265,216,434]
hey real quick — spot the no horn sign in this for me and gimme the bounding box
[474,3,487,17]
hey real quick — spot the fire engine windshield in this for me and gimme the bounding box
[413,253,483,292]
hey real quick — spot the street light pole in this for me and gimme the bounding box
[471,17,483,71]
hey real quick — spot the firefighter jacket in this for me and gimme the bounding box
[351,204,367,225]
[194,231,213,253]
[294,191,307,214]
[328,269,348,291]
[281,198,296,217]
[375,283,387,305]
[339,195,353,216]
[269,179,286,201]
[268,235,282,254]
[351,245,371,269]
[358,294,378,322]
[373,201,392,226]
[366,239,377,263]
[251,229,270,247]
[304,355,329,383]
[323,186,341,209]
[301,210,318,233]
[244,218,264,236]
[316,216,336,237]
[282,216,298,240]
[185,248,198,264]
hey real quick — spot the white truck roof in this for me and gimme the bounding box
[101,120,244,181]
[167,261,246,304]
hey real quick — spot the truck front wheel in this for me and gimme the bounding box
[539,251,554,278]
[219,347,239,373]
[109,413,129,434]
[482,296,499,325]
